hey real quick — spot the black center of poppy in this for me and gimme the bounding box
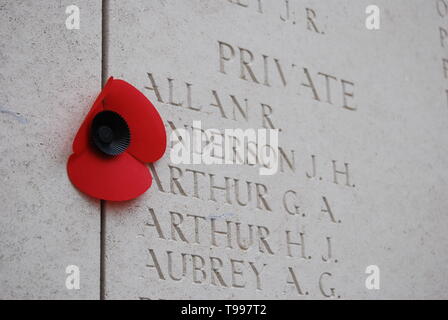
[98,126,114,144]
[91,110,130,156]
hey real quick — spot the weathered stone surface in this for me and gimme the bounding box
[104,0,448,299]
[2,0,448,300]
[0,1,101,299]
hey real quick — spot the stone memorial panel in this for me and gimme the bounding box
[0,1,101,299]
[2,0,448,300]
[103,0,448,299]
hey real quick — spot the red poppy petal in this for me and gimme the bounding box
[72,78,115,154]
[67,148,152,201]
[103,79,166,163]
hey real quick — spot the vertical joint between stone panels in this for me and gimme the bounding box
[100,0,110,301]
[101,0,109,87]
[100,200,106,300]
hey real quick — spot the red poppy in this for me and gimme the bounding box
[67,77,166,201]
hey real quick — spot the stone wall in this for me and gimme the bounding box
[1,0,448,299]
